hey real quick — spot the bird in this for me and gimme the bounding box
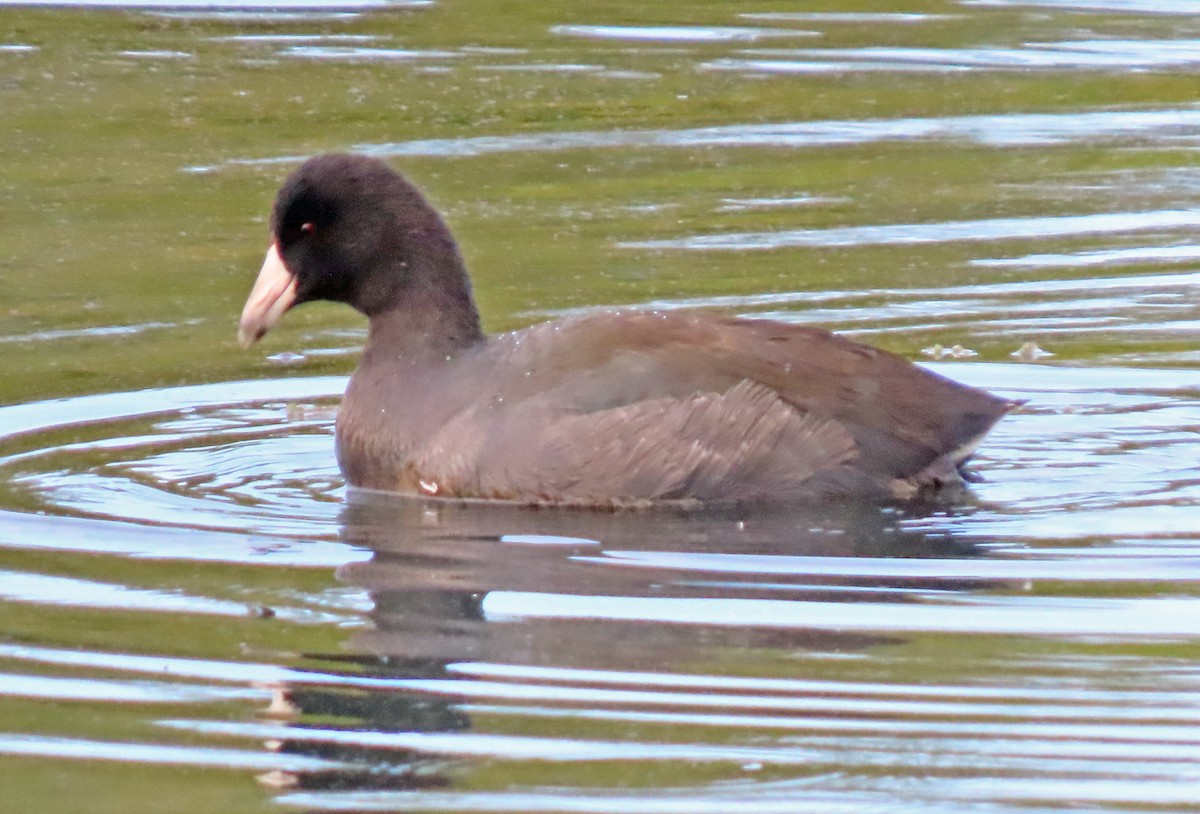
[238,153,1019,507]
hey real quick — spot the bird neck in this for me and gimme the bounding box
[363,269,486,363]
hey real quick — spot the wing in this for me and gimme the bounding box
[474,310,1017,482]
[412,379,868,505]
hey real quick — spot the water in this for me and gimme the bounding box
[2,0,1200,811]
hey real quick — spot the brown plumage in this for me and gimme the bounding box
[239,153,1019,506]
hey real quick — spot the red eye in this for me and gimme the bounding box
[301,222,315,234]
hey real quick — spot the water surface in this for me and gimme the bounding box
[1,0,1199,811]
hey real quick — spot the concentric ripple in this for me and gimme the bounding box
[0,366,1198,811]
[0,379,347,540]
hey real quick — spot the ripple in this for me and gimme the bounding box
[191,107,1200,171]
[534,269,1200,318]
[277,790,912,814]
[705,39,1200,73]
[0,643,480,690]
[0,672,267,703]
[0,569,262,616]
[5,403,342,536]
[281,45,458,60]
[702,58,969,75]
[460,702,1200,743]
[117,50,192,58]
[0,509,364,565]
[0,377,344,440]
[973,243,1200,268]
[149,10,363,18]
[572,550,1200,581]
[445,662,1200,703]
[483,592,1200,638]
[0,0,405,6]
[724,268,1200,343]
[214,34,383,43]
[278,783,1200,812]
[0,733,345,771]
[742,12,952,23]
[1,359,1192,809]
[965,0,1200,13]
[475,62,605,73]
[0,321,186,345]
[620,208,1200,251]
[19,426,339,523]
[548,24,818,43]
[0,377,362,565]
[2,360,1198,573]
[717,195,845,211]
[166,718,829,763]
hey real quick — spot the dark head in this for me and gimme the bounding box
[238,153,481,348]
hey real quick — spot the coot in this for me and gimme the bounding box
[239,153,1017,506]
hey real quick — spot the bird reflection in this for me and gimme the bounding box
[258,493,986,796]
